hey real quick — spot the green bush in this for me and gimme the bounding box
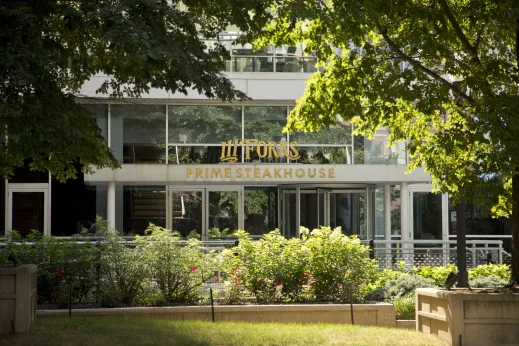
[470,274,508,288]
[469,264,510,281]
[135,225,215,303]
[96,220,147,306]
[393,294,416,320]
[220,229,310,303]
[220,227,378,304]
[3,230,97,307]
[384,274,436,302]
[411,265,457,287]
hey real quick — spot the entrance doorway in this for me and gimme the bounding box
[7,184,49,236]
[280,185,374,239]
[168,186,243,240]
[408,185,448,242]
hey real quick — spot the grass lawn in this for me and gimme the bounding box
[1,317,448,346]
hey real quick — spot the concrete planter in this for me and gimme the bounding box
[38,303,396,327]
[0,265,37,333]
[416,288,519,346]
[396,320,416,329]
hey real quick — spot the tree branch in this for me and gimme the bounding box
[438,0,480,63]
[375,22,476,106]
[474,23,486,51]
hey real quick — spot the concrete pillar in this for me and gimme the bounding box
[384,184,391,252]
[107,181,116,229]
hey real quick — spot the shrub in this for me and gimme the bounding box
[470,275,508,288]
[469,264,510,282]
[220,230,310,304]
[220,227,378,304]
[412,264,457,287]
[96,220,147,306]
[3,230,97,307]
[384,274,436,302]
[393,294,416,320]
[136,224,215,303]
[303,227,378,303]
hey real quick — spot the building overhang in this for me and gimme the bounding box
[84,164,432,186]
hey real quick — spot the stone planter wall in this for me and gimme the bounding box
[38,303,396,327]
[0,265,37,333]
[416,288,519,346]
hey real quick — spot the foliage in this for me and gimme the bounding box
[2,230,97,307]
[135,225,215,303]
[197,0,519,283]
[393,294,416,320]
[95,220,147,306]
[469,264,510,281]
[0,0,247,180]
[384,274,436,302]
[220,227,378,304]
[470,275,509,289]
[208,227,233,239]
[412,265,458,287]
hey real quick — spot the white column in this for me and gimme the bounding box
[400,182,410,266]
[384,184,391,252]
[107,181,116,229]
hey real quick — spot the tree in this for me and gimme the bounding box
[192,0,519,284]
[0,0,246,181]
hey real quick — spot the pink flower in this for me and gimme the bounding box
[215,276,220,282]
[190,265,197,272]
[234,277,240,282]
[168,281,172,287]
[273,282,278,286]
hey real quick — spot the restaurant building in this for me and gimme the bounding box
[1,37,511,254]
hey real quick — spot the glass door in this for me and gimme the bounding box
[168,186,243,240]
[207,187,243,240]
[329,190,367,239]
[7,185,49,236]
[411,191,442,241]
[169,188,204,239]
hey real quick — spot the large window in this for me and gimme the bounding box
[211,33,318,73]
[111,104,166,164]
[122,185,166,235]
[85,103,406,165]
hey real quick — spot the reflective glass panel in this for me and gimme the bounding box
[123,186,166,235]
[208,191,239,239]
[290,147,350,164]
[168,106,241,144]
[290,115,352,145]
[244,106,286,142]
[111,104,166,163]
[275,57,317,72]
[172,190,203,238]
[168,146,239,164]
[412,192,442,240]
[12,192,45,236]
[244,187,277,237]
[330,192,366,239]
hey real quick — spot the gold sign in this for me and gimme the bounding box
[186,166,335,180]
[220,139,300,163]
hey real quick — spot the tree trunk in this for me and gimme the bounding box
[511,174,519,286]
[456,200,469,287]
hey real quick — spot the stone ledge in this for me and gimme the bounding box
[37,303,396,327]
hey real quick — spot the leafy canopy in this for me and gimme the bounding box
[192,0,519,215]
[0,0,246,181]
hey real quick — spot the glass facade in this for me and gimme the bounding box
[101,104,399,165]
[111,104,166,164]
